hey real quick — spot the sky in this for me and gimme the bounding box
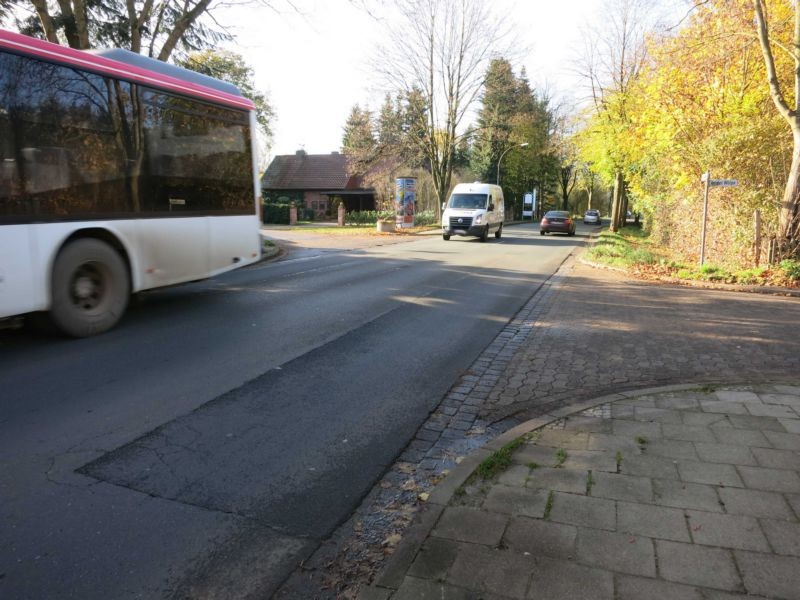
[219,0,684,161]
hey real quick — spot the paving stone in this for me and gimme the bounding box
[612,419,662,439]
[560,449,617,472]
[747,403,798,419]
[644,439,699,460]
[717,487,796,520]
[761,393,800,407]
[407,537,462,581]
[788,493,800,519]
[682,411,729,427]
[677,461,744,487]
[615,574,702,600]
[525,467,588,495]
[432,507,508,546]
[503,516,577,560]
[512,444,559,468]
[685,510,769,551]
[759,519,800,557]
[576,528,656,577]
[616,501,690,542]
[656,396,702,410]
[535,430,589,450]
[700,400,749,415]
[656,540,742,591]
[716,390,761,404]
[483,485,549,518]
[446,544,533,599]
[712,428,771,448]
[587,433,642,453]
[392,576,477,600]
[497,464,532,487]
[735,550,800,600]
[633,407,684,424]
[562,415,613,434]
[612,404,636,419]
[693,442,757,466]
[548,492,616,530]
[590,472,653,503]
[764,430,800,450]
[527,556,613,600]
[660,424,717,443]
[727,414,787,432]
[751,447,800,470]
[620,454,680,480]
[780,418,800,434]
[738,466,800,493]
[652,478,723,512]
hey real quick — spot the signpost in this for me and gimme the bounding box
[700,171,738,265]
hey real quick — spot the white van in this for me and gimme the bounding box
[442,182,505,242]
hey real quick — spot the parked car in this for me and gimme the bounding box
[583,209,601,224]
[540,210,575,236]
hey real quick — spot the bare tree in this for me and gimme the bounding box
[754,0,800,250]
[7,0,294,61]
[370,0,513,217]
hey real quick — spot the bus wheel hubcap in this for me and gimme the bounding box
[71,265,105,310]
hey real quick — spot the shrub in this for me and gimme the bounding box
[345,210,394,226]
[779,259,800,281]
[262,203,291,224]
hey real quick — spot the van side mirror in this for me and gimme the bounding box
[488,203,494,212]
[441,202,446,211]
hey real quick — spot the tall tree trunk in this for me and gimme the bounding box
[610,170,623,232]
[755,0,800,254]
[780,129,800,243]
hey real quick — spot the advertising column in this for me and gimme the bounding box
[395,177,416,228]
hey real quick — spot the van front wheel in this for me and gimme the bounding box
[443,233,450,241]
[480,226,489,242]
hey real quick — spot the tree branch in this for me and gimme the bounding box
[754,0,794,123]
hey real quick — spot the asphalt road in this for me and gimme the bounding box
[0,222,586,599]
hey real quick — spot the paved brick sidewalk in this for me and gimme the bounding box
[363,384,800,599]
[482,260,800,424]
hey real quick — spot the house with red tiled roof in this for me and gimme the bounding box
[260,150,375,219]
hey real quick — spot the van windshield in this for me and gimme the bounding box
[449,193,488,209]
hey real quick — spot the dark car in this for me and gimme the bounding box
[540,210,576,236]
[583,209,601,224]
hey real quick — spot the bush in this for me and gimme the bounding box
[262,203,291,224]
[779,259,800,281]
[345,210,394,226]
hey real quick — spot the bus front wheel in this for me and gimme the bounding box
[50,239,130,337]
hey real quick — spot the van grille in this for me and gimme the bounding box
[449,216,473,228]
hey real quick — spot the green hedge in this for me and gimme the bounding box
[344,209,438,226]
[262,203,315,224]
[345,210,394,226]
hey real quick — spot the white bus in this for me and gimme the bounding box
[0,29,262,336]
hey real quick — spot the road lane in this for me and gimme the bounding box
[0,223,587,599]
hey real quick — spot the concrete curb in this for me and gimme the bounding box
[365,381,736,598]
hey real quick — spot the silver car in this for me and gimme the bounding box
[583,209,602,224]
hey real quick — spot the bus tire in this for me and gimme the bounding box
[49,239,130,337]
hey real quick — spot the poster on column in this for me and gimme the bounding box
[395,177,416,228]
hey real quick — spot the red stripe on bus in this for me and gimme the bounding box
[0,29,255,111]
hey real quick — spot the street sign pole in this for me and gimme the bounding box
[700,171,710,266]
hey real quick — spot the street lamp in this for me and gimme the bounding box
[497,142,529,185]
